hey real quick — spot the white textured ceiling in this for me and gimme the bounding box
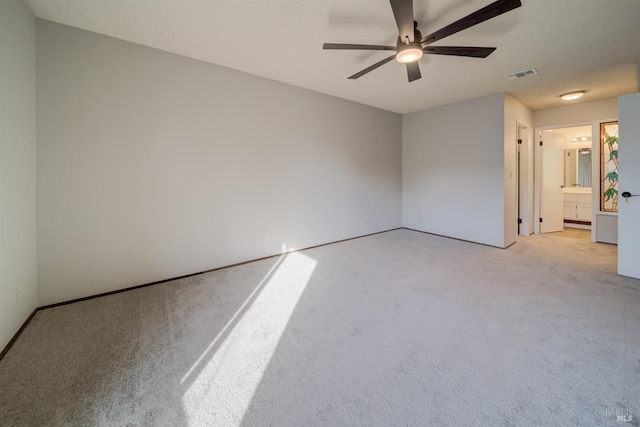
[24,0,640,114]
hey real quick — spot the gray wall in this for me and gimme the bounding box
[36,20,402,306]
[402,93,508,247]
[0,0,37,350]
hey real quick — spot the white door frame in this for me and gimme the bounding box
[516,123,529,235]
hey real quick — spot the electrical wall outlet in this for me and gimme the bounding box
[16,282,23,301]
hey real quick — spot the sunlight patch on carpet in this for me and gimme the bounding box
[179,255,287,386]
[181,252,317,426]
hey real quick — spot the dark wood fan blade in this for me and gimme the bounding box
[348,55,397,79]
[390,0,415,43]
[323,43,396,51]
[406,62,421,82]
[423,46,496,58]
[421,0,521,46]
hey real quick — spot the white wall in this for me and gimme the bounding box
[504,95,534,240]
[533,98,618,129]
[403,93,507,247]
[533,98,619,242]
[618,93,640,278]
[557,126,593,150]
[36,21,402,306]
[0,0,37,350]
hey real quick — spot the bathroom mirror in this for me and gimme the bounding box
[563,148,592,188]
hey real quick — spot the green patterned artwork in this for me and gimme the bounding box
[600,121,619,212]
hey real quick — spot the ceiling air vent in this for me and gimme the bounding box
[504,68,538,80]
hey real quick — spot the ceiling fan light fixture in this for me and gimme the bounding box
[396,44,423,63]
[324,0,522,81]
[560,91,586,101]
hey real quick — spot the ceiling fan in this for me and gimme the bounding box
[323,0,522,82]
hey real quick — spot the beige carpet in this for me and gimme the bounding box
[1,229,638,426]
[555,228,592,240]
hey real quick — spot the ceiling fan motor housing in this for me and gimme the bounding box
[397,25,423,46]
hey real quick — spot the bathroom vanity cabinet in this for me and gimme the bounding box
[563,192,592,222]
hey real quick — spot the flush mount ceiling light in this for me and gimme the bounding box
[560,91,586,101]
[396,44,423,63]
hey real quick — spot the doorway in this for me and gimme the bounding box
[537,125,593,235]
[516,124,527,236]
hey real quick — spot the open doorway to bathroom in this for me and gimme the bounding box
[538,125,593,240]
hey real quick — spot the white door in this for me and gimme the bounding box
[618,93,640,279]
[541,130,565,233]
